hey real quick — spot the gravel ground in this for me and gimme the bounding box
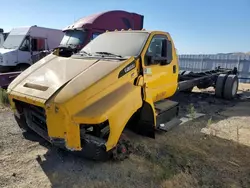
[0,84,250,188]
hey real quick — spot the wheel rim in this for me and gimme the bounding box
[112,139,132,161]
[232,80,238,96]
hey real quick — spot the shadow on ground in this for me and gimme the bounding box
[22,90,250,188]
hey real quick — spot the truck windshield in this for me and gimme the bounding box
[60,30,86,46]
[80,32,149,57]
[2,35,25,49]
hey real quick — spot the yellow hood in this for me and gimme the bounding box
[8,54,127,101]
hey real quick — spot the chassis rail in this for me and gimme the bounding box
[178,66,238,91]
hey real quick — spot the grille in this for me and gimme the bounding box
[28,104,47,131]
[15,100,47,131]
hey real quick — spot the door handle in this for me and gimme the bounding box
[173,65,176,73]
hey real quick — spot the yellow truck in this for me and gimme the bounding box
[7,30,239,161]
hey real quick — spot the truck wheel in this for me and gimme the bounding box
[112,134,132,161]
[223,75,239,100]
[215,74,227,98]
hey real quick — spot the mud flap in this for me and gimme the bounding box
[134,102,155,138]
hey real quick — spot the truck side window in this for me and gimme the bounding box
[145,35,170,66]
[31,38,46,51]
[19,38,30,51]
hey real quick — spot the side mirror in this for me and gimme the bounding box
[145,54,154,65]
[160,39,173,65]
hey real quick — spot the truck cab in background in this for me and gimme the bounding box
[56,10,144,57]
[0,28,8,47]
[0,26,64,72]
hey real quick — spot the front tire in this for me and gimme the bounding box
[112,134,132,161]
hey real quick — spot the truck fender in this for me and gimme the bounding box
[134,75,156,138]
[134,101,156,138]
[104,84,142,151]
[73,83,143,151]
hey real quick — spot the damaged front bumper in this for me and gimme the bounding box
[12,99,111,161]
[51,135,110,160]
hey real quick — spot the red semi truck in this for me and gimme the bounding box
[56,10,144,57]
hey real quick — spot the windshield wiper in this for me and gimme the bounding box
[77,50,92,56]
[95,52,123,58]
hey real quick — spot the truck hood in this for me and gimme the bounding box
[0,48,16,54]
[8,55,127,101]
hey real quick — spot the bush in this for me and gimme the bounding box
[0,88,9,105]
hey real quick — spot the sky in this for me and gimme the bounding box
[1,0,250,54]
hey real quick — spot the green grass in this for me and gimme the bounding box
[0,88,9,106]
[188,103,196,120]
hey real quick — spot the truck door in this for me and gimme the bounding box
[143,34,178,102]
[18,36,32,65]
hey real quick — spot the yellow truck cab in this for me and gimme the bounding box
[7,30,238,161]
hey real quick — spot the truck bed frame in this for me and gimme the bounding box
[178,66,237,92]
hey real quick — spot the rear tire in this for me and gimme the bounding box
[223,75,239,100]
[215,74,227,98]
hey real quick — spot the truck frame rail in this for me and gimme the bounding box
[178,66,238,92]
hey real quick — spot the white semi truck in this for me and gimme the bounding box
[0,26,64,72]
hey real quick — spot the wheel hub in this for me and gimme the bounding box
[112,136,132,161]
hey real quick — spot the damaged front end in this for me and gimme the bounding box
[7,51,143,161]
[11,98,113,160]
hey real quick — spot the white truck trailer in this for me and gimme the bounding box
[0,26,64,72]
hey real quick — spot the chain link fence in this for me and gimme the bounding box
[178,54,250,83]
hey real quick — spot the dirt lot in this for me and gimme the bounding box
[0,84,250,188]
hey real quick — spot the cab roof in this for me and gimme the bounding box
[63,10,143,31]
